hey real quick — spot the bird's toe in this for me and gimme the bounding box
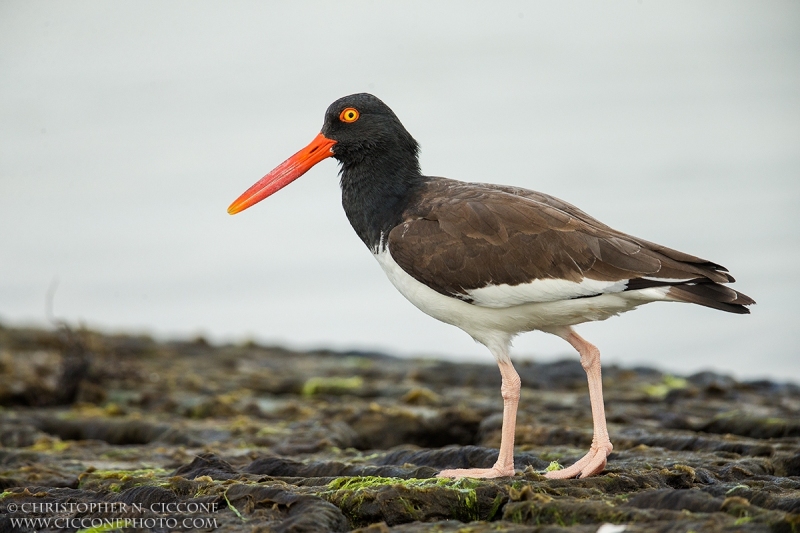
[545,442,612,480]
[437,466,515,479]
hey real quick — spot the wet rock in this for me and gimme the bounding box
[687,370,739,392]
[244,456,436,479]
[113,485,181,506]
[378,445,549,472]
[0,327,92,407]
[784,451,800,477]
[34,416,170,445]
[321,477,506,528]
[699,413,800,439]
[615,427,775,457]
[224,484,349,533]
[171,453,239,480]
[625,488,724,512]
[272,420,359,454]
[0,418,45,448]
[0,324,798,532]
[0,476,20,490]
[348,405,483,449]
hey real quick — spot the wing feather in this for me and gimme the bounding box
[387,178,737,306]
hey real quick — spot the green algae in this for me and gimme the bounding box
[321,476,485,526]
[486,492,505,521]
[538,450,566,461]
[76,519,127,533]
[396,496,420,520]
[255,424,290,437]
[725,484,750,495]
[328,475,464,491]
[302,376,364,396]
[223,486,247,522]
[78,467,171,492]
[504,499,636,527]
[343,356,374,370]
[545,461,562,472]
[27,435,71,452]
[642,375,688,399]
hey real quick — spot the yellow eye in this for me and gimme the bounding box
[339,107,359,123]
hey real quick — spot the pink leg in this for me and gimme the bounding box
[545,328,613,479]
[438,359,520,479]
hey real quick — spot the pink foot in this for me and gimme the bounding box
[544,441,613,479]
[435,360,520,480]
[437,466,515,479]
[545,328,614,480]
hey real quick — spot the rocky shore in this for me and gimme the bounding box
[0,323,798,532]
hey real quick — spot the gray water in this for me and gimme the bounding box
[2,1,799,382]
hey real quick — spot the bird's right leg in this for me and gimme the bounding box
[545,327,613,479]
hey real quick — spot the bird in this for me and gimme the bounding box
[227,93,754,479]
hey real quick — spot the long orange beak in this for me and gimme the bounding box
[228,133,336,215]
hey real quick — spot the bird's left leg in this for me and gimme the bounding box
[438,349,520,479]
[545,327,613,479]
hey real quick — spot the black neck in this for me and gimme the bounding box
[339,150,424,253]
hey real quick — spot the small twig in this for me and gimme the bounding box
[45,277,64,328]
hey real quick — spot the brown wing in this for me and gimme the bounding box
[485,182,734,270]
[387,178,744,307]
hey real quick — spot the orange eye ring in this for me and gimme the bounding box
[339,107,359,123]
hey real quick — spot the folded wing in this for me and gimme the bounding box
[388,179,754,313]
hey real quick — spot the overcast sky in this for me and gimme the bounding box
[1,1,798,381]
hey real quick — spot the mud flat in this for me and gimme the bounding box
[0,323,798,532]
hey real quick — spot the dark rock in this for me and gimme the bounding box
[625,488,723,512]
[348,406,482,449]
[616,427,775,457]
[377,445,549,471]
[33,416,191,445]
[699,414,800,439]
[112,485,181,506]
[0,324,798,532]
[172,453,239,480]
[687,370,738,391]
[323,477,506,528]
[783,451,800,477]
[0,477,19,490]
[224,484,348,533]
[244,456,436,479]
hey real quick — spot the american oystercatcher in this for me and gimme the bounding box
[228,93,754,479]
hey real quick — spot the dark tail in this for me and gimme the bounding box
[667,279,755,314]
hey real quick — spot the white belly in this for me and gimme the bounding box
[373,248,671,355]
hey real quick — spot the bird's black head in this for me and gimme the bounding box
[321,93,420,172]
[227,93,422,217]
